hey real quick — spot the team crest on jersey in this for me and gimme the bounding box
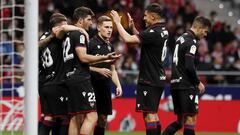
[190,45,197,54]
[80,35,85,44]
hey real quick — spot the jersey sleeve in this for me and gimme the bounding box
[70,31,87,48]
[137,29,159,45]
[87,39,95,54]
[184,39,200,86]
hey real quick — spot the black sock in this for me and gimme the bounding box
[38,119,54,135]
[59,117,70,135]
[183,124,195,135]
[145,121,161,135]
[163,121,182,135]
[94,126,105,135]
[51,118,61,135]
[156,121,161,135]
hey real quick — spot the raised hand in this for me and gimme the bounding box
[127,13,135,29]
[110,10,122,24]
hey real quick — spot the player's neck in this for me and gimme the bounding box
[190,28,198,38]
[98,33,109,42]
[75,23,85,30]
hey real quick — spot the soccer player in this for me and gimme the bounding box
[38,13,88,135]
[62,7,120,135]
[163,16,211,135]
[38,13,69,135]
[111,3,169,135]
[87,15,122,135]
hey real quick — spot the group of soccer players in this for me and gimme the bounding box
[38,2,211,135]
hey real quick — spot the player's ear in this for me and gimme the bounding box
[97,24,101,32]
[77,18,83,25]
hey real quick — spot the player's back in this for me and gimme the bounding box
[39,32,65,86]
[138,23,168,87]
[171,30,198,89]
[62,30,90,82]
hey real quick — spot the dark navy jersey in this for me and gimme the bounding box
[62,30,90,81]
[137,22,169,87]
[88,35,114,80]
[171,30,200,90]
[39,32,65,86]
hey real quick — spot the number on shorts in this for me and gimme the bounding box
[88,92,96,102]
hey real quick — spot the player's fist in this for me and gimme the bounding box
[116,86,122,97]
[198,82,205,94]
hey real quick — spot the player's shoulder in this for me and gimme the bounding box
[177,33,197,45]
[69,30,83,36]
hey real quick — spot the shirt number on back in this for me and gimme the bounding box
[42,48,53,68]
[173,44,179,65]
[161,39,168,62]
[63,37,74,62]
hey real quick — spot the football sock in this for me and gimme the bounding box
[59,117,70,135]
[145,121,161,135]
[183,124,195,135]
[94,126,105,135]
[51,118,61,135]
[38,119,54,135]
[162,121,182,135]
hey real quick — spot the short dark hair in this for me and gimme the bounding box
[145,3,163,17]
[73,6,94,22]
[97,15,112,25]
[49,13,67,29]
[192,16,212,29]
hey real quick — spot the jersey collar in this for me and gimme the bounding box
[187,30,199,40]
[148,22,165,29]
[95,34,110,45]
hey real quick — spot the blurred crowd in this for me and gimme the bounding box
[0,0,240,85]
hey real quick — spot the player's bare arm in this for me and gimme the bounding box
[89,67,112,78]
[111,65,122,97]
[75,47,121,64]
[127,13,139,35]
[38,33,55,49]
[110,10,140,44]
